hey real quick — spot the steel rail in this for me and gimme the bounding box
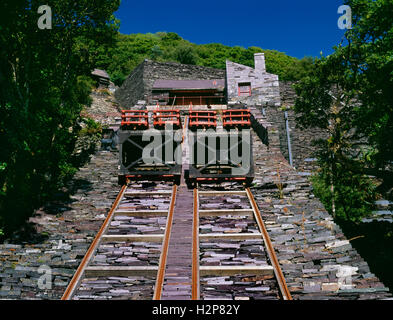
[245,188,293,300]
[195,187,292,301]
[192,188,200,300]
[61,184,128,300]
[153,184,178,300]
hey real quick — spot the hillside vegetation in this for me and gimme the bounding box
[294,0,393,221]
[94,32,315,86]
[0,0,121,237]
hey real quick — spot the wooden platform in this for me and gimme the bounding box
[161,185,194,300]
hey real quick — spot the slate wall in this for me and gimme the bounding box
[115,60,326,173]
[226,53,281,107]
[253,81,328,173]
[115,60,225,107]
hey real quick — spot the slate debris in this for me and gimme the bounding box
[200,239,268,267]
[0,103,391,301]
[91,242,162,267]
[248,106,392,300]
[200,216,259,235]
[73,276,156,300]
[196,187,280,300]
[200,274,279,300]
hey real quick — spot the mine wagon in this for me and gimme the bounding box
[118,109,182,185]
[186,108,254,187]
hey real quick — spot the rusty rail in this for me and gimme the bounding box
[153,185,178,300]
[245,188,293,300]
[62,183,290,300]
[62,184,177,300]
[192,188,200,300]
[61,184,128,300]
[192,187,292,301]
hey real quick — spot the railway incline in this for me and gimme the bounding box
[0,91,391,300]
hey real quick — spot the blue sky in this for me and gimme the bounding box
[115,0,348,59]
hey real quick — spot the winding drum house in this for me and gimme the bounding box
[115,53,281,108]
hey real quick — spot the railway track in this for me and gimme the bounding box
[62,181,292,300]
[61,182,177,300]
[63,109,291,300]
[192,186,292,300]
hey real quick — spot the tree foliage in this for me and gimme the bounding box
[174,44,198,65]
[94,32,315,86]
[0,0,120,235]
[294,0,393,221]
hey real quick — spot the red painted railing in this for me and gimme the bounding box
[121,110,149,130]
[222,109,251,129]
[153,109,182,129]
[189,110,217,130]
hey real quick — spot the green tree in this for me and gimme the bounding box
[150,45,163,61]
[342,0,393,193]
[293,0,393,221]
[96,31,315,86]
[174,44,198,65]
[0,0,120,235]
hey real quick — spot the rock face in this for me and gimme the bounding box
[115,60,226,108]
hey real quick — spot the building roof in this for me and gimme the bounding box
[153,79,225,91]
[92,68,110,79]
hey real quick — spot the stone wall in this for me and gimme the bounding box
[116,59,325,173]
[115,60,226,108]
[284,108,328,172]
[115,62,145,108]
[226,53,281,107]
[257,81,328,173]
[249,104,391,299]
[280,81,297,106]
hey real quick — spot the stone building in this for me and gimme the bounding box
[91,69,110,88]
[115,60,226,108]
[115,53,281,108]
[226,53,281,107]
[151,79,226,106]
[115,55,325,173]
